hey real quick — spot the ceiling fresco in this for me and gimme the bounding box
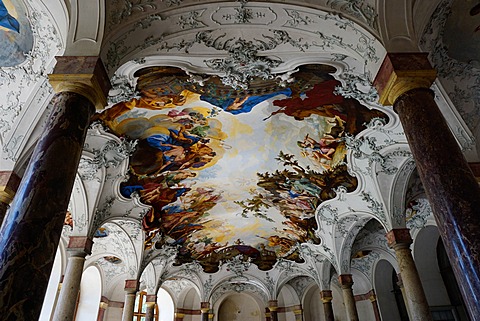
[0,0,33,67]
[94,64,386,273]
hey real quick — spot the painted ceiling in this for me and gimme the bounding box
[95,65,387,273]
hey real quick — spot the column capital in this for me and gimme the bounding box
[386,228,413,249]
[293,309,303,315]
[373,53,436,106]
[48,56,111,110]
[145,302,156,308]
[99,302,109,309]
[268,300,278,311]
[338,274,354,289]
[208,313,214,320]
[0,171,20,204]
[146,294,157,303]
[320,290,333,303]
[67,236,94,256]
[124,279,139,293]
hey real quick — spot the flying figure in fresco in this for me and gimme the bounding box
[0,0,20,33]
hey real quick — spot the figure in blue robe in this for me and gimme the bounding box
[0,0,20,33]
[201,88,292,115]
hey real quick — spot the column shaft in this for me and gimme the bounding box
[268,300,278,321]
[53,237,93,321]
[0,92,95,320]
[122,293,136,321]
[375,53,480,320]
[369,293,381,321]
[387,229,432,321]
[338,275,359,321]
[320,290,334,321]
[201,302,210,321]
[97,302,108,321]
[145,302,155,321]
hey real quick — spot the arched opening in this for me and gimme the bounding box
[75,266,102,320]
[39,247,63,321]
[217,293,262,321]
[157,288,175,321]
[374,259,406,321]
[302,284,322,321]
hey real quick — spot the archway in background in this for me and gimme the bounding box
[218,293,262,321]
[75,266,102,321]
[374,259,404,321]
[157,288,175,321]
[39,247,63,321]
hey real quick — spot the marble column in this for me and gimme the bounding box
[374,52,480,320]
[386,229,432,321]
[338,274,359,321]
[0,171,20,225]
[396,273,412,319]
[174,311,185,321]
[320,290,335,321]
[293,308,304,321]
[122,280,138,321]
[200,302,210,321]
[53,236,94,321]
[145,294,157,321]
[369,291,381,321]
[0,56,109,320]
[265,307,271,321]
[268,300,278,321]
[97,301,108,321]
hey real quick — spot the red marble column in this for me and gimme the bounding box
[97,301,108,321]
[268,300,279,321]
[265,307,271,321]
[374,52,480,320]
[320,290,335,321]
[368,290,381,321]
[200,302,210,321]
[338,274,359,321]
[0,171,20,225]
[0,56,109,320]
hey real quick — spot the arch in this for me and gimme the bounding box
[373,259,403,321]
[157,288,175,321]
[39,246,64,321]
[412,225,450,306]
[216,293,262,321]
[75,266,102,321]
[302,283,322,321]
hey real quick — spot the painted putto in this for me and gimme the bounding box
[95,65,386,272]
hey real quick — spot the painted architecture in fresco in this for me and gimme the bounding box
[0,0,33,67]
[95,65,386,273]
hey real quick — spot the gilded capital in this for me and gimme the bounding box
[0,188,15,204]
[374,53,437,106]
[48,56,111,110]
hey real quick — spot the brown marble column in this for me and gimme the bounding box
[200,302,210,321]
[369,291,381,321]
[97,301,108,321]
[0,171,20,225]
[268,300,278,321]
[293,307,304,321]
[145,294,157,321]
[174,311,185,321]
[122,280,138,321]
[0,56,109,320]
[374,52,480,320]
[338,274,359,321]
[53,236,94,321]
[320,290,335,321]
[265,307,271,321]
[387,229,432,321]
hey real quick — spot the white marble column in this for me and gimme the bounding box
[53,236,93,321]
[122,280,138,321]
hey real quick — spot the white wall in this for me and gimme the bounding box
[75,266,102,321]
[158,288,175,321]
[39,248,63,321]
